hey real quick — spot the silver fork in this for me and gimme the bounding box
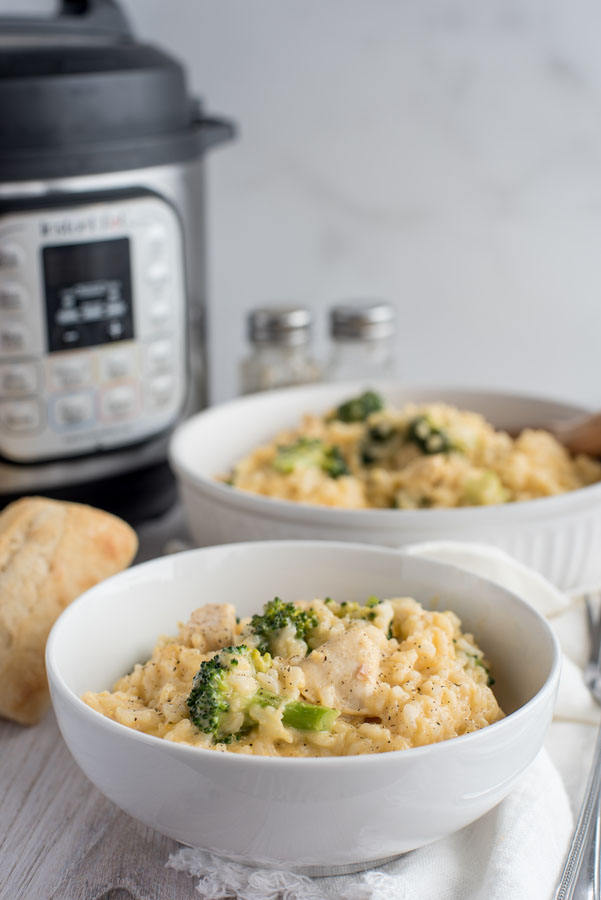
[554,594,601,900]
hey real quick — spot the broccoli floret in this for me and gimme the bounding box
[186,645,266,743]
[333,390,384,423]
[186,643,339,743]
[333,596,382,621]
[281,700,339,731]
[272,437,349,479]
[322,445,351,478]
[360,422,397,465]
[456,646,495,687]
[468,653,495,687]
[462,470,509,506]
[249,597,319,655]
[406,415,453,455]
[367,422,396,443]
[325,595,394,636]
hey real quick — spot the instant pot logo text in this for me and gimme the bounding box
[40,212,126,238]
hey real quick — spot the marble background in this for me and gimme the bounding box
[7,0,601,405]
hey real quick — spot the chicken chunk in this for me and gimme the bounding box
[180,603,236,652]
[299,624,385,715]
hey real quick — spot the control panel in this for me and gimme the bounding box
[0,194,187,462]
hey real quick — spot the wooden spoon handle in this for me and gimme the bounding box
[551,412,601,457]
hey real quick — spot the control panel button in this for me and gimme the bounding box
[149,301,170,326]
[146,261,170,285]
[52,392,94,428]
[146,339,173,374]
[0,321,28,353]
[0,361,38,396]
[0,283,27,312]
[101,383,137,421]
[49,355,92,391]
[0,241,25,270]
[148,374,174,407]
[146,223,168,262]
[100,347,136,381]
[0,398,41,433]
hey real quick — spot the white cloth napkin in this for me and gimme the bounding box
[167,541,591,900]
[404,542,600,727]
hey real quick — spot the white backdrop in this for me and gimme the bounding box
[5,0,601,405]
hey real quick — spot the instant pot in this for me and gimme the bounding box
[0,0,234,521]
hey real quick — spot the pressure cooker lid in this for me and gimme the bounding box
[0,0,234,181]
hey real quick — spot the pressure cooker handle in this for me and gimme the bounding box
[196,116,237,151]
[0,0,132,40]
[191,101,237,151]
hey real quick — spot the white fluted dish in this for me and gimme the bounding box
[47,542,560,872]
[169,382,601,591]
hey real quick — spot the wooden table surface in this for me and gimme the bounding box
[0,505,199,900]
[0,505,596,899]
[0,711,199,900]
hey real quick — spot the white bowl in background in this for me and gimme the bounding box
[47,541,560,873]
[169,382,601,591]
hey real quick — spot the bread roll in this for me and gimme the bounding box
[0,497,138,725]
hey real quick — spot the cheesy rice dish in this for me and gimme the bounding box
[83,593,504,757]
[225,390,601,509]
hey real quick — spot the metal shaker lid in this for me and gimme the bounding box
[330,301,396,340]
[248,307,312,347]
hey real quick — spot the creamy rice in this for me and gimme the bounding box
[83,594,504,758]
[226,394,601,509]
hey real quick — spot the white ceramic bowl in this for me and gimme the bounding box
[47,541,560,873]
[169,382,601,591]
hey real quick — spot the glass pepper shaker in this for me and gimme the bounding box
[240,306,322,394]
[326,301,397,381]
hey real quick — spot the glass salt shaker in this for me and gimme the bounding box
[240,306,322,394]
[326,301,397,381]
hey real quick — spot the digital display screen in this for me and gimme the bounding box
[43,238,134,353]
